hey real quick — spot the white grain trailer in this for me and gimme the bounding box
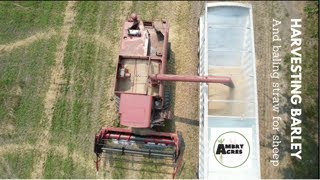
[198,2,261,179]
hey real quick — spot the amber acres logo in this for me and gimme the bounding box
[213,131,250,168]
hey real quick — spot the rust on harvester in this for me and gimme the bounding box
[94,13,234,178]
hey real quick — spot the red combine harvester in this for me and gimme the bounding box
[94,13,234,178]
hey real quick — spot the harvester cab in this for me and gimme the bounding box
[94,13,234,178]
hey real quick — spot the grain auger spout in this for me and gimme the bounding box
[149,74,235,88]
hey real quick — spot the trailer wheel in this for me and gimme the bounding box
[163,86,171,110]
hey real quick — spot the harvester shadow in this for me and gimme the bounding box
[162,43,188,178]
[158,42,177,133]
[106,152,183,178]
[166,42,177,133]
[175,117,199,126]
[175,131,186,179]
[110,166,171,175]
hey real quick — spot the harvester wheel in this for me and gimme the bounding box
[164,86,171,110]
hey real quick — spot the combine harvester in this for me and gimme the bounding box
[198,2,261,179]
[94,13,234,178]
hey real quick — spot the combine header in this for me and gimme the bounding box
[94,13,234,178]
